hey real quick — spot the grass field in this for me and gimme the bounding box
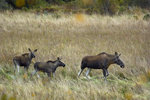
[0,11,150,100]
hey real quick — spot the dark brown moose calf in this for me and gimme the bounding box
[32,57,65,78]
[78,52,125,80]
[13,48,37,73]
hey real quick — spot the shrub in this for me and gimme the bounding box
[143,13,150,21]
[0,0,12,10]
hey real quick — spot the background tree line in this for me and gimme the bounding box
[0,0,150,14]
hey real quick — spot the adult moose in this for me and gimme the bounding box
[13,48,37,73]
[31,57,65,78]
[78,52,125,80]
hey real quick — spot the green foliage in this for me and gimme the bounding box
[32,0,49,9]
[61,70,67,78]
[0,67,14,80]
[46,0,65,4]
[0,0,12,10]
[143,13,150,21]
[123,0,150,8]
[120,86,128,95]
[133,0,150,8]
[2,0,150,14]
[1,93,7,100]
[118,6,126,14]
[96,0,119,15]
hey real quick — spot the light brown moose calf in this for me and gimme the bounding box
[32,57,65,78]
[13,48,37,73]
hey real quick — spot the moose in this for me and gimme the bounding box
[13,48,38,73]
[78,52,125,80]
[31,57,65,78]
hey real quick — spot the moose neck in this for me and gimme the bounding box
[107,55,116,66]
[51,62,60,72]
[29,53,33,60]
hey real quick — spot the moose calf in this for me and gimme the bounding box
[32,57,65,78]
[13,48,37,73]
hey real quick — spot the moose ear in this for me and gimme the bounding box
[118,54,121,56]
[57,57,62,60]
[57,57,60,60]
[34,49,38,52]
[115,52,118,55]
[28,48,31,52]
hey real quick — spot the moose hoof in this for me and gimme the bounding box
[86,76,91,79]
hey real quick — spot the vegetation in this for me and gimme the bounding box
[0,0,12,10]
[0,0,150,14]
[0,11,150,100]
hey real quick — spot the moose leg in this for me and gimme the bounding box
[37,74,40,78]
[53,72,55,78]
[106,69,109,77]
[14,60,20,73]
[102,69,107,81]
[26,66,29,72]
[36,73,40,78]
[16,64,20,73]
[13,64,16,74]
[31,70,37,76]
[47,72,52,79]
[78,69,84,77]
[85,68,91,79]
[47,73,50,77]
[24,66,29,74]
[32,69,40,78]
[13,60,17,74]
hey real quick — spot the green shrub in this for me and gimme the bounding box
[31,0,49,9]
[143,13,150,21]
[0,0,12,10]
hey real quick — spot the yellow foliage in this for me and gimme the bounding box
[31,92,35,97]
[1,93,7,100]
[8,96,16,100]
[15,0,25,8]
[124,92,133,100]
[82,0,94,5]
[23,73,28,79]
[74,13,85,22]
[147,70,150,79]
[138,74,147,84]
[67,89,72,95]
[27,0,36,5]
[67,89,74,100]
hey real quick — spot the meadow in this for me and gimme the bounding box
[0,11,150,100]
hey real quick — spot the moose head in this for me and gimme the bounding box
[114,52,125,68]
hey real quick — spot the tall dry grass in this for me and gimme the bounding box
[0,11,150,100]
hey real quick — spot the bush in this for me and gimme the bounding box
[32,0,49,9]
[97,0,120,15]
[0,0,12,10]
[143,13,150,21]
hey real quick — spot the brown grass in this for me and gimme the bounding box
[0,11,150,100]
